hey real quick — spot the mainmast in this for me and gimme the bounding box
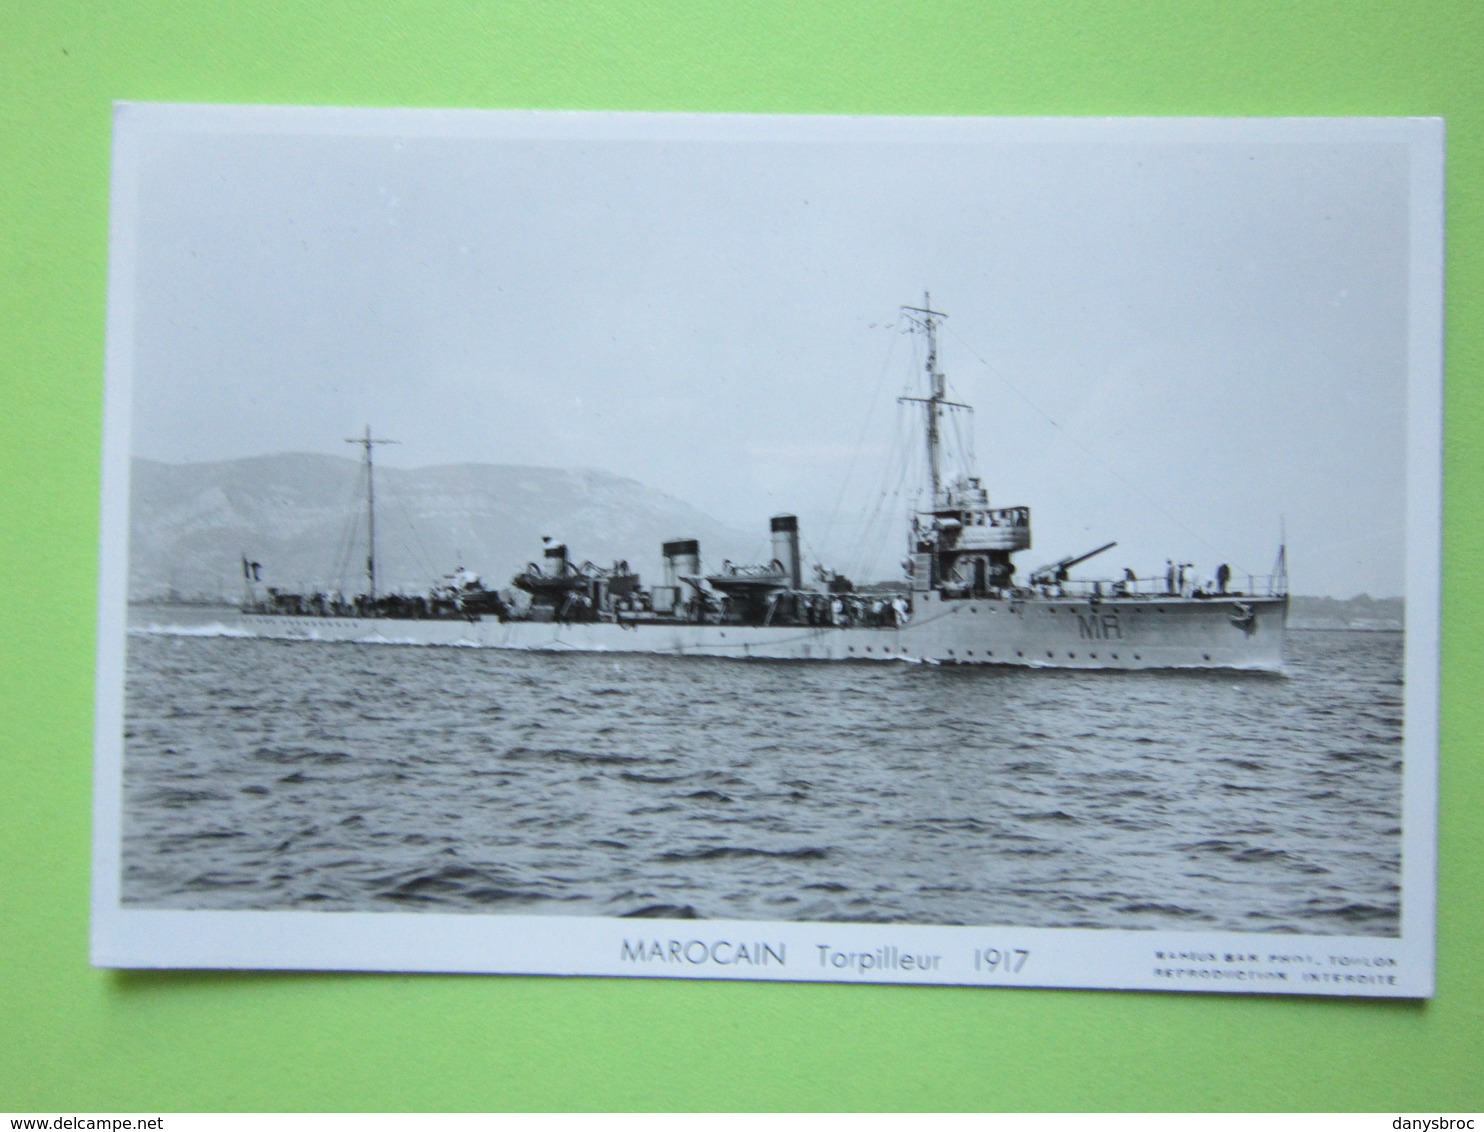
[899,292,966,506]
[345,426,398,599]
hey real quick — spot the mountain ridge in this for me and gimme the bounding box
[127,453,766,602]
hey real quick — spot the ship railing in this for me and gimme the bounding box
[1048,573,1289,600]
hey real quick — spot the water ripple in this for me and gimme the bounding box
[120,624,1403,935]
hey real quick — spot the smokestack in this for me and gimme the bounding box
[661,538,701,613]
[663,538,700,585]
[771,515,801,590]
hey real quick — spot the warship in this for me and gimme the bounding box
[242,299,1288,669]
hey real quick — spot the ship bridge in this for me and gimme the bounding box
[911,475,1032,597]
[927,475,1031,554]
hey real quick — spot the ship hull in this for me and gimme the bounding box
[241,591,1287,671]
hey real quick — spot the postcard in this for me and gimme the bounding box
[93,106,1441,995]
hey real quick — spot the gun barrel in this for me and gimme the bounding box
[1060,540,1117,570]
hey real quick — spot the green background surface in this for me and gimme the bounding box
[3,2,1481,1112]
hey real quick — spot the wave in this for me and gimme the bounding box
[129,622,255,638]
[373,863,550,907]
[657,845,829,863]
[503,745,648,767]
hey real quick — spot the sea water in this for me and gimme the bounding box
[118,610,1403,935]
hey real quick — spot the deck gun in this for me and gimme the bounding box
[1028,541,1117,586]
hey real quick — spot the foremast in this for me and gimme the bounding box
[899,294,1031,597]
[898,295,964,503]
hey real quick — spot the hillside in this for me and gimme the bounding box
[127,454,765,602]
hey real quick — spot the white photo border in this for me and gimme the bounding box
[92,106,1443,997]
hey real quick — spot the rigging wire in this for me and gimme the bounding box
[840,400,905,572]
[850,438,913,581]
[381,484,440,588]
[317,444,447,596]
[329,462,366,593]
[818,322,903,561]
[843,402,916,581]
[945,324,1250,574]
[942,405,975,486]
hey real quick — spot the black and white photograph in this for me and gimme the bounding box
[92,107,1441,995]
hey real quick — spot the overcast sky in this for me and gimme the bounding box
[112,109,1438,598]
